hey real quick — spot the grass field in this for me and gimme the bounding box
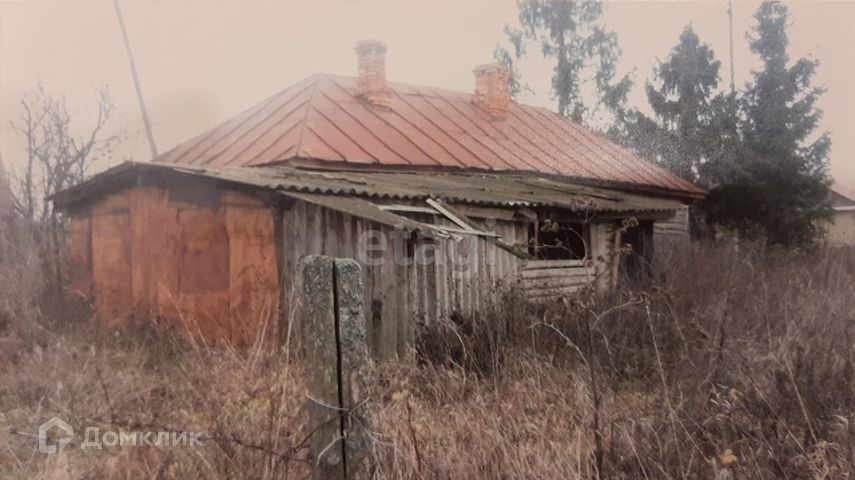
[1,226,854,479]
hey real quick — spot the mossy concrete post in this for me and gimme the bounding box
[302,255,374,480]
[302,255,343,479]
[333,258,374,480]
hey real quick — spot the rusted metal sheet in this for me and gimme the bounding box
[177,208,230,294]
[129,186,164,315]
[91,209,133,324]
[152,74,704,197]
[68,216,92,296]
[77,183,280,345]
[225,205,279,347]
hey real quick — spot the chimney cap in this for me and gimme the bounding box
[354,39,391,109]
[355,39,387,54]
[472,63,509,75]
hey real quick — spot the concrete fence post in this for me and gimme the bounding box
[301,255,375,480]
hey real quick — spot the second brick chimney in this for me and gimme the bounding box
[354,39,391,109]
[472,63,511,118]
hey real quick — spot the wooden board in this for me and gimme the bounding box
[521,267,594,279]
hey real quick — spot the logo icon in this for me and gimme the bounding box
[38,417,73,454]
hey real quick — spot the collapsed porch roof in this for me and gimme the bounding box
[52,161,685,216]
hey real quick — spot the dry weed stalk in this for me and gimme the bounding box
[1,237,854,479]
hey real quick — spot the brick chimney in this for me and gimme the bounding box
[354,39,391,109]
[472,63,511,118]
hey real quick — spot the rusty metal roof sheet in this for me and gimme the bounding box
[52,161,684,214]
[154,74,705,198]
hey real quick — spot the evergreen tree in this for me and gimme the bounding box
[618,26,741,187]
[701,1,831,248]
[496,0,631,127]
[645,26,721,181]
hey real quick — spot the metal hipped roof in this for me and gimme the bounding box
[152,74,706,199]
[52,162,685,214]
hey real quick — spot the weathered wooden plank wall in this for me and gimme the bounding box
[653,205,690,266]
[654,205,689,240]
[519,259,595,300]
[279,201,524,358]
[516,220,620,301]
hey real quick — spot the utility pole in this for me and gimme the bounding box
[114,0,159,158]
[728,0,736,94]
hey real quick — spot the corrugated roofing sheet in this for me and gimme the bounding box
[154,74,705,198]
[52,161,684,214]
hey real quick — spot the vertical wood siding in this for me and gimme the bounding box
[280,202,523,358]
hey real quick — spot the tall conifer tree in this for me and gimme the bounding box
[702,1,831,247]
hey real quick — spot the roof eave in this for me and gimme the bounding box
[269,157,707,202]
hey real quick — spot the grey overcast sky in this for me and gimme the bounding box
[1,0,853,191]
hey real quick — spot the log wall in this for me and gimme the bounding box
[519,260,595,300]
[653,205,690,266]
[654,205,689,242]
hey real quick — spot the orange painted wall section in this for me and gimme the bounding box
[68,184,280,346]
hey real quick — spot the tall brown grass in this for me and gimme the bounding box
[1,223,854,478]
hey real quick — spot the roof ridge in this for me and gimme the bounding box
[325,76,444,167]
[319,75,413,165]
[293,73,324,159]
[154,71,705,198]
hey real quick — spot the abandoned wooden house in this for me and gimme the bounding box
[51,40,705,355]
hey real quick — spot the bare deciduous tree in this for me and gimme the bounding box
[10,84,119,222]
[7,85,121,289]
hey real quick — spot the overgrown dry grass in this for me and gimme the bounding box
[1,221,854,479]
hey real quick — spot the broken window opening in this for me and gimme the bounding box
[528,218,588,260]
[619,219,654,284]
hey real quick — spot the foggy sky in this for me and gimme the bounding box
[1,0,852,191]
